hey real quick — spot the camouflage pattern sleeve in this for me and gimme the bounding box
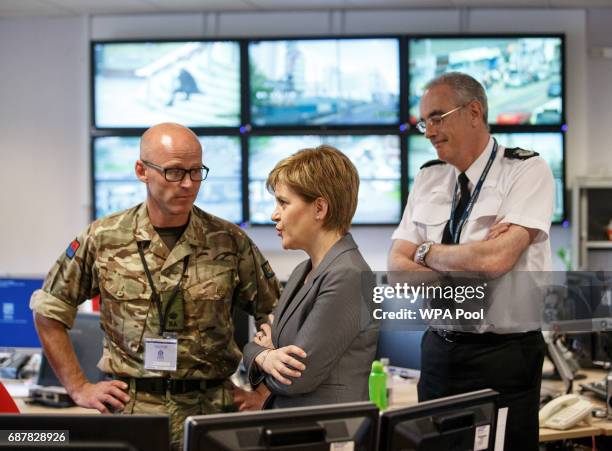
[233,232,280,328]
[29,226,99,329]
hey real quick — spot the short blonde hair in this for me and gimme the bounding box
[266,144,359,235]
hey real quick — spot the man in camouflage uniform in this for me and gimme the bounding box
[30,122,279,450]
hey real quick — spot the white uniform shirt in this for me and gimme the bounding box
[392,137,555,332]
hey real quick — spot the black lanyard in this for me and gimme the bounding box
[137,241,189,336]
[448,138,498,244]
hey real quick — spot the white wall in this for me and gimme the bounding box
[586,8,612,176]
[0,8,601,279]
[0,16,88,277]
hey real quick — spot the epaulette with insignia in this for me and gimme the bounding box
[420,159,446,170]
[504,147,539,160]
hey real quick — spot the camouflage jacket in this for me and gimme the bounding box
[30,203,279,379]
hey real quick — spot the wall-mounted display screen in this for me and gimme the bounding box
[90,34,566,227]
[93,136,242,222]
[249,135,401,224]
[249,39,400,126]
[407,132,564,222]
[409,37,563,126]
[93,41,241,128]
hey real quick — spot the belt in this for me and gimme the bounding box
[117,377,225,395]
[431,328,541,344]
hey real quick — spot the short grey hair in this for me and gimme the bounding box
[425,72,488,125]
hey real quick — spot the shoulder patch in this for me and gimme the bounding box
[65,238,80,259]
[504,147,539,160]
[261,261,275,280]
[420,159,447,170]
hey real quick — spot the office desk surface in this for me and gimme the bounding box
[539,368,608,442]
[7,370,612,443]
[15,398,97,415]
[375,368,611,443]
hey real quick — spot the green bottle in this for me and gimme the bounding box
[368,360,388,410]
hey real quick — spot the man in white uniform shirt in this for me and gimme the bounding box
[388,72,554,451]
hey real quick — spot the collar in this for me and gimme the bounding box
[455,136,495,190]
[133,203,207,248]
[307,233,358,284]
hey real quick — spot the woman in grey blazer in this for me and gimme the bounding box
[239,144,379,409]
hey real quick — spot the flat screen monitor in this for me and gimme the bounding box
[93,40,241,128]
[249,135,401,224]
[0,278,43,349]
[249,38,400,126]
[407,132,565,222]
[93,135,242,223]
[37,313,105,386]
[376,330,424,370]
[379,389,499,451]
[184,401,378,451]
[0,414,170,451]
[409,36,563,126]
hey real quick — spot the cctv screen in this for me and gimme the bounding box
[249,135,401,224]
[409,37,563,126]
[93,135,242,223]
[407,132,564,222]
[93,41,241,128]
[249,38,400,126]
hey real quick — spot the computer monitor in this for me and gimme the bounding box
[249,134,401,225]
[249,38,400,126]
[0,277,43,350]
[407,132,565,223]
[408,36,563,126]
[92,40,241,128]
[93,135,242,223]
[184,401,378,451]
[376,330,424,370]
[379,389,499,451]
[0,414,170,451]
[37,313,106,386]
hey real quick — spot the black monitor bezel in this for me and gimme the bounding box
[379,389,499,451]
[0,414,170,451]
[184,401,379,451]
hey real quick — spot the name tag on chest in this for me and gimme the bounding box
[144,338,178,371]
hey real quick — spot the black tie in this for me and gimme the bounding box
[442,172,470,244]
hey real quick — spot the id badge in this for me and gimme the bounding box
[144,338,178,371]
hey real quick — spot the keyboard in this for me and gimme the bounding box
[579,379,607,401]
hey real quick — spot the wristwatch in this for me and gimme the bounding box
[415,241,434,266]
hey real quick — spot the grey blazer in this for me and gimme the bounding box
[242,233,379,409]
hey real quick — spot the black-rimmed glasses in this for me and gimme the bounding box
[141,160,209,182]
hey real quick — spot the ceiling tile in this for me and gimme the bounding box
[452,0,549,7]
[347,0,453,7]
[144,0,255,12]
[551,0,612,6]
[0,0,72,16]
[46,0,159,15]
[249,0,349,9]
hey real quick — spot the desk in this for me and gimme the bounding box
[539,368,609,443]
[383,369,612,444]
[6,371,612,444]
[15,398,96,415]
[2,378,97,415]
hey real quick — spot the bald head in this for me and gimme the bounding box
[140,122,201,161]
[136,123,204,227]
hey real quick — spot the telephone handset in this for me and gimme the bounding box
[539,394,593,430]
